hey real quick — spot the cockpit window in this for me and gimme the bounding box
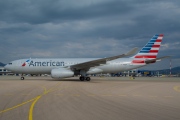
[8,63,12,65]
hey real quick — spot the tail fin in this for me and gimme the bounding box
[132,34,163,64]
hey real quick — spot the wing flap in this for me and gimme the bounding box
[71,47,138,70]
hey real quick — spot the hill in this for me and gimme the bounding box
[157,66,180,74]
[0,62,5,67]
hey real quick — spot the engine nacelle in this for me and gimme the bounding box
[86,68,103,74]
[51,68,74,78]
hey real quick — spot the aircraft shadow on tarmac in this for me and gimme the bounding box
[46,79,101,83]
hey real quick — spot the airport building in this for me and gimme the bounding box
[0,67,14,76]
[0,67,8,75]
[111,69,138,77]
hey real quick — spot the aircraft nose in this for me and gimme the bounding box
[4,64,8,69]
[4,64,7,68]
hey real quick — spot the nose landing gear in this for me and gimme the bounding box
[21,77,24,80]
[20,74,25,80]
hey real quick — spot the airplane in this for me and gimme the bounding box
[4,34,169,81]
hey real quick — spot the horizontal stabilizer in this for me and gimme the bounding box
[145,56,170,64]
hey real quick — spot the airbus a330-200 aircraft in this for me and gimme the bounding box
[5,34,169,81]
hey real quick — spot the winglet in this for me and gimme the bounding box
[125,47,138,56]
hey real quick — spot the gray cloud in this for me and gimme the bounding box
[0,0,133,24]
[0,0,180,69]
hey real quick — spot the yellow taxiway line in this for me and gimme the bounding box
[0,97,36,114]
[174,86,180,93]
[28,82,62,120]
[0,82,62,120]
[28,96,41,120]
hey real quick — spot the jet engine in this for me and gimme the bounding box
[51,68,74,78]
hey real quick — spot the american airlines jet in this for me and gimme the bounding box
[5,34,169,81]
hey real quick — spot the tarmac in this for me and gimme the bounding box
[0,76,180,120]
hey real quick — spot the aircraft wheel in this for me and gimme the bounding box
[79,76,85,81]
[86,77,91,81]
[21,77,24,80]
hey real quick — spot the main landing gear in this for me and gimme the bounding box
[79,76,91,81]
[79,70,90,81]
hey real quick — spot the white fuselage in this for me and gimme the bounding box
[5,58,145,74]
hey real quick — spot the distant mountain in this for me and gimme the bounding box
[162,66,180,74]
[0,62,5,67]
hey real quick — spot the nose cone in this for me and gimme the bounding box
[4,64,11,71]
[4,64,7,69]
[4,64,8,69]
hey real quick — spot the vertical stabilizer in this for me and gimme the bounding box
[132,34,163,64]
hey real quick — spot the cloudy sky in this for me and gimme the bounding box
[0,0,180,70]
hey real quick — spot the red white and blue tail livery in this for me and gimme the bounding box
[132,34,163,65]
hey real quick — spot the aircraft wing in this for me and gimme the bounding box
[71,47,138,70]
[145,56,170,64]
